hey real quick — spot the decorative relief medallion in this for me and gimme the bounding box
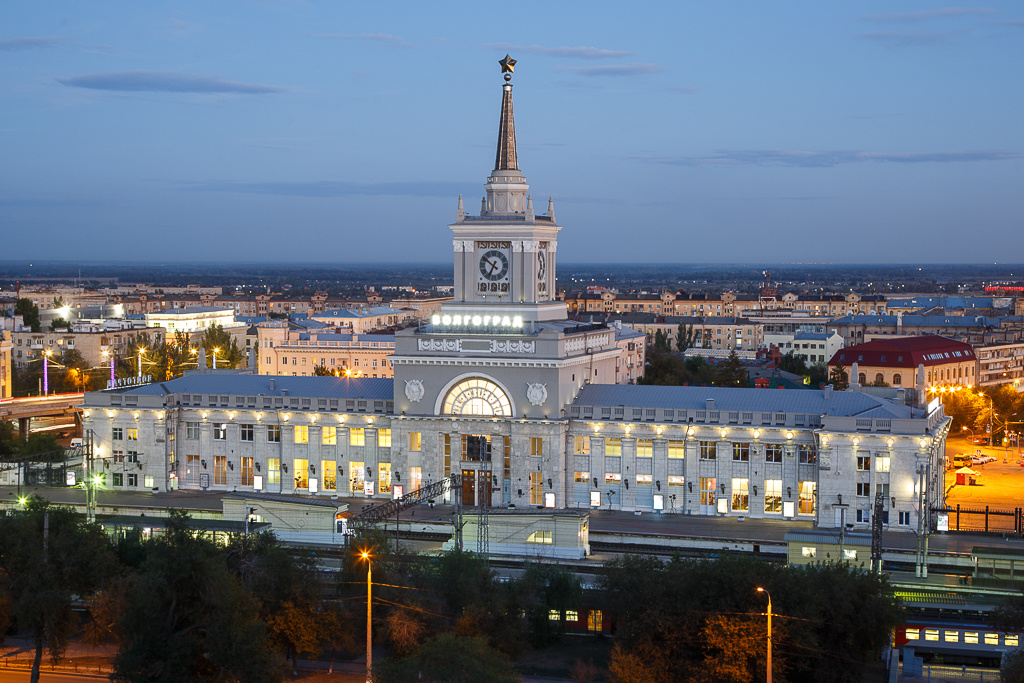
[526,383,548,406]
[419,339,461,352]
[819,452,832,470]
[404,379,425,403]
[492,339,535,354]
[417,338,535,354]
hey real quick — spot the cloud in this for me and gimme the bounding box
[861,7,996,23]
[856,30,965,48]
[486,43,635,60]
[0,36,65,51]
[314,33,409,46]
[56,71,282,94]
[559,63,665,77]
[996,19,1024,27]
[180,180,467,198]
[640,149,1021,168]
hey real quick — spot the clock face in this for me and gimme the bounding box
[537,250,546,280]
[479,249,509,281]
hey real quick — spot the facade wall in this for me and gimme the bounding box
[0,331,10,399]
[11,327,165,370]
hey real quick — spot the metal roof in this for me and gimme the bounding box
[571,384,912,418]
[106,374,395,401]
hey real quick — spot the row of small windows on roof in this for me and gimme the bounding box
[569,406,821,428]
[106,394,393,413]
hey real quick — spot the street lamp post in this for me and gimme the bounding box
[138,349,144,380]
[361,551,372,682]
[43,349,51,395]
[757,587,772,683]
[213,347,219,370]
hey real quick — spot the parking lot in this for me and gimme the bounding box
[944,436,1024,510]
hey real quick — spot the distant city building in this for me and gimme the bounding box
[604,314,762,352]
[144,306,243,335]
[0,330,11,399]
[828,335,976,388]
[11,322,164,372]
[257,322,395,378]
[310,306,413,334]
[975,341,1024,388]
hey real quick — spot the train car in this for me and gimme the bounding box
[896,621,1021,667]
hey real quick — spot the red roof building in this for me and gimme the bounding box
[827,335,976,388]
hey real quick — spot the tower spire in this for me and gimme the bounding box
[495,54,518,171]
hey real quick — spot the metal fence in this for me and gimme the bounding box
[933,504,1023,535]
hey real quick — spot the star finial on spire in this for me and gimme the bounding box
[499,54,516,81]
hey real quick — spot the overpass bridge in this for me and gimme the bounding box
[0,393,85,437]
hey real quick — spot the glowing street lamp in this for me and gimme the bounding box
[757,587,772,683]
[361,550,373,682]
[213,347,220,369]
[43,349,51,394]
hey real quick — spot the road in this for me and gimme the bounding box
[0,670,106,682]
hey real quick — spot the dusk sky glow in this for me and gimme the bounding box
[2,2,1022,264]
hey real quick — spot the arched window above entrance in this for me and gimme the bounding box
[441,378,512,417]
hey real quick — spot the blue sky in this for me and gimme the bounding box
[1,2,1022,264]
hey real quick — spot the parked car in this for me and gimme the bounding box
[972,436,991,445]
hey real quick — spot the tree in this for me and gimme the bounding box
[718,351,748,388]
[828,364,849,391]
[313,363,334,376]
[372,633,520,683]
[0,497,115,683]
[15,298,40,332]
[676,323,695,353]
[112,511,285,683]
[652,330,671,352]
[200,323,244,369]
[48,317,69,332]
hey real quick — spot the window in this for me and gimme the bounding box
[636,474,652,486]
[765,444,783,463]
[409,432,422,451]
[530,472,543,505]
[857,455,870,471]
[574,471,590,483]
[113,473,123,486]
[349,428,365,446]
[378,463,391,494]
[267,425,281,443]
[605,472,621,484]
[898,511,911,525]
[240,424,254,442]
[126,428,138,441]
[214,456,227,485]
[548,610,561,621]
[905,628,920,641]
[294,425,308,444]
[801,546,816,558]
[636,439,652,457]
[924,629,939,642]
[964,632,978,644]
[700,441,717,460]
[322,426,337,445]
[1007,635,1019,647]
[113,449,124,463]
[566,610,578,622]
[893,373,902,385]
[290,459,307,489]
[798,446,817,464]
[731,478,749,511]
[796,481,817,514]
[144,475,154,488]
[668,440,685,458]
[857,482,870,497]
[985,633,999,646]
[573,436,590,455]
[112,427,123,441]
[410,467,421,492]
[321,460,336,490]
[530,437,543,457]
[732,443,749,462]
[186,422,200,439]
[186,454,199,485]
[875,456,891,473]
[764,479,782,513]
[843,549,857,561]
[667,475,685,488]
[605,438,621,456]
[527,530,552,544]
[350,461,365,492]
[587,611,603,633]
[267,458,280,485]
[241,457,253,486]
[127,474,137,487]
[213,423,227,440]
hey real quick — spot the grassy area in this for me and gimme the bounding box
[514,636,612,681]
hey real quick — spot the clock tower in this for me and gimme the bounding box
[449,55,566,323]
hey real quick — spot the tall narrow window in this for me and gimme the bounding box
[350,461,365,492]
[321,460,337,490]
[240,457,253,487]
[667,440,685,458]
[605,438,622,456]
[409,432,421,451]
[378,429,392,447]
[322,426,337,445]
[573,436,590,455]
[732,443,749,462]
[530,472,543,505]
[293,459,309,489]
[530,437,543,457]
[700,441,717,460]
[731,478,749,511]
[349,428,365,446]
[294,426,308,444]
[799,481,816,514]
[636,439,652,458]
[764,479,782,513]
[214,456,227,485]
[267,458,281,485]
[378,463,392,494]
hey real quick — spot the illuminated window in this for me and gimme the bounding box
[321,460,336,490]
[843,549,857,560]
[1008,635,1020,647]
[924,629,939,642]
[798,481,816,515]
[605,472,621,484]
[214,456,227,485]
[408,432,421,451]
[322,426,337,445]
[294,425,308,444]
[410,467,421,491]
[378,463,391,494]
[574,471,590,483]
[668,475,685,487]
[876,456,891,473]
[964,632,978,644]
[573,436,590,455]
[944,631,959,643]
[293,459,308,489]
[764,479,782,513]
[527,530,552,544]
[548,610,560,621]
[636,474,652,486]
[566,610,578,621]
[267,458,280,485]
[377,429,392,447]
[731,478,749,511]
[349,428,365,446]
[441,378,512,417]
[588,610,603,632]
[857,455,870,471]
[700,441,717,460]
[801,546,816,558]
[668,440,685,458]
[605,438,621,456]
[241,457,253,486]
[530,437,543,457]
[985,633,999,645]
[350,461,365,492]
[126,428,138,441]
[636,439,652,457]
[765,444,783,463]
[905,628,919,641]
[799,446,817,464]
